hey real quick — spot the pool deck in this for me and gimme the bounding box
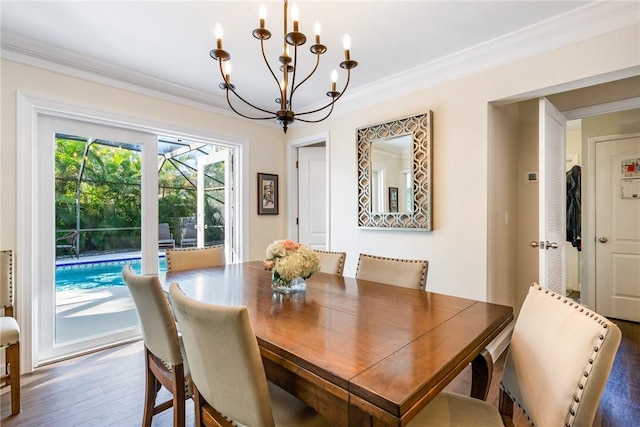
[55,251,167,344]
[56,286,139,343]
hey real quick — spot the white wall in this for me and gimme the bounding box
[286,24,640,302]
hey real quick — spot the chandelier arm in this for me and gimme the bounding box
[260,38,280,87]
[291,52,321,102]
[218,60,278,116]
[288,45,299,111]
[224,90,276,121]
[295,102,335,124]
[295,69,352,117]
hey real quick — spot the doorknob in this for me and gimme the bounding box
[599,237,608,243]
[530,241,542,248]
[545,241,559,249]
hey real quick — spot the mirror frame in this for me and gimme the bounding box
[357,111,433,230]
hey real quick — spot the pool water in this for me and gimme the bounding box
[56,258,167,292]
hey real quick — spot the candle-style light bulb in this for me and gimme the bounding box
[343,34,351,61]
[331,69,338,92]
[215,23,224,49]
[314,21,321,44]
[291,2,299,31]
[259,4,266,29]
[224,62,232,82]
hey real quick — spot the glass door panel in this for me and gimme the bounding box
[197,150,231,249]
[38,116,155,364]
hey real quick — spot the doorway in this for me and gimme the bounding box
[286,133,330,248]
[18,93,247,371]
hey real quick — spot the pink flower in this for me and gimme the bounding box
[283,239,301,250]
[264,260,275,271]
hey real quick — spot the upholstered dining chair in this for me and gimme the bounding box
[122,265,192,427]
[0,249,20,415]
[408,283,622,427]
[356,253,429,290]
[165,246,225,273]
[314,250,346,276]
[168,283,330,427]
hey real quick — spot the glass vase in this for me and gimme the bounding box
[271,271,307,294]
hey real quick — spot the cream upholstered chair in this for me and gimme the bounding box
[0,249,20,415]
[314,250,346,276]
[168,283,330,427]
[122,265,192,427]
[408,283,622,427]
[165,245,225,273]
[356,253,428,290]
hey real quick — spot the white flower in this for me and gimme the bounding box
[264,239,320,282]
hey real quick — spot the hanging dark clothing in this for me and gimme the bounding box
[566,165,581,251]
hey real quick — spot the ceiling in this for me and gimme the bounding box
[1,1,635,128]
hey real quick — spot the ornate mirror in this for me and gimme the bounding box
[357,111,432,230]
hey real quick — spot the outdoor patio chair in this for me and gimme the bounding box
[122,264,192,427]
[159,223,175,249]
[314,250,346,276]
[356,253,428,290]
[56,230,79,259]
[1,249,20,415]
[409,283,622,426]
[168,283,329,427]
[180,221,197,247]
[165,246,225,273]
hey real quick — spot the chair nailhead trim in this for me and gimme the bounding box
[528,283,613,427]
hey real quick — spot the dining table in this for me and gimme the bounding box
[163,261,513,426]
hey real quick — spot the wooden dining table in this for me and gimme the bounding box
[163,261,513,426]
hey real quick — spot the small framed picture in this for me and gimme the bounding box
[258,173,279,215]
[389,187,399,212]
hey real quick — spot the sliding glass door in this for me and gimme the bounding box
[38,116,156,363]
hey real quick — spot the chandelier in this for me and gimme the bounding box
[209,1,358,133]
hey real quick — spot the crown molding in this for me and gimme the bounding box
[333,1,640,115]
[2,1,638,126]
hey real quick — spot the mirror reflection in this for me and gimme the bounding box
[371,135,413,213]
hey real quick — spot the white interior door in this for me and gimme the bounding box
[595,134,640,322]
[538,98,567,295]
[298,147,326,249]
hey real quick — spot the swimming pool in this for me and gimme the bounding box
[56,257,167,292]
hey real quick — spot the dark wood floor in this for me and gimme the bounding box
[1,319,638,426]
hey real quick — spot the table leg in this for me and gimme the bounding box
[470,348,493,400]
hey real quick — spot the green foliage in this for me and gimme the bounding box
[55,137,228,254]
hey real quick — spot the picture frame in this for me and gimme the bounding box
[388,187,399,212]
[258,173,279,215]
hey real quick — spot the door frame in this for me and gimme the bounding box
[17,91,249,372]
[562,97,640,309]
[197,149,234,260]
[286,132,330,246]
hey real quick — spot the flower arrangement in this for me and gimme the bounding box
[264,239,320,287]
